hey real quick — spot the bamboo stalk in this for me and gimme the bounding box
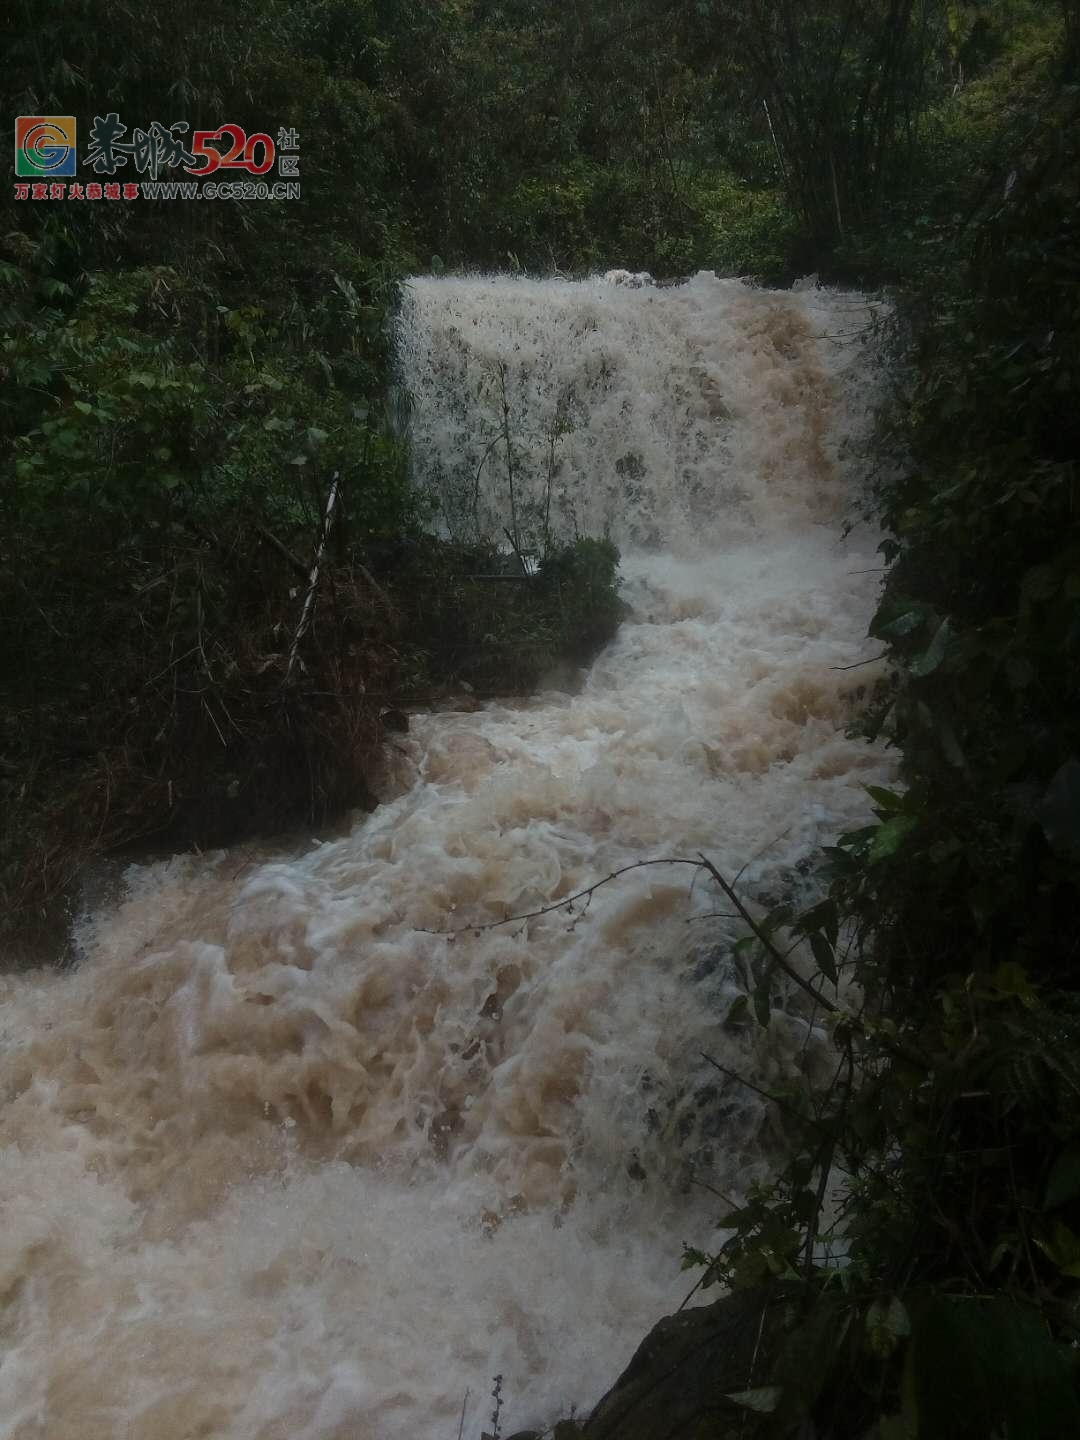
[286,471,340,681]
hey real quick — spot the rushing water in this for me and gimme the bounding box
[1,272,893,1439]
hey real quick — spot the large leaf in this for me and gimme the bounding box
[1034,1219,1080,1278]
[871,600,929,640]
[754,979,772,1028]
[910,1296,1080,1440]
[868,815,919,864]
[1035,757,1080,860]
[1045,1144,1080,1210]
[724,1386,781,1414]
[866,1296,911,1358]
[797,897,839,947]
[910,617,951,677]
[810,931,838,984]
[865,785,907,814]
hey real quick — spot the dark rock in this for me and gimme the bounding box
[582,1283,799,1440]
[380,708,410,733]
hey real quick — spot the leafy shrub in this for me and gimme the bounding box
[681,23,1080,1437]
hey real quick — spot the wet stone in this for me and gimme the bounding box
[582,1282,799,1440]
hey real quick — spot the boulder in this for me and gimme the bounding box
[582,1283,799,1440]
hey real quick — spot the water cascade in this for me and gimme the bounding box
[0,272,893,1439]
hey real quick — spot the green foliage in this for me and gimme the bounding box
[699,177,799,280]
[680,15,1080,1438]
[377,536,622,696]
[3,0,655,950]
[905,1295,1080,1440]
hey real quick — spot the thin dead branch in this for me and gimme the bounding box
[287,471,341,681]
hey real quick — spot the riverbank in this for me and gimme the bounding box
[0,527,621,964]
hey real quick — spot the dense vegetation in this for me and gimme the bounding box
[2,0,1079,1434]
[673,8,1080,1439]
[0,0,635,951]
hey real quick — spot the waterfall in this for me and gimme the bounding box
[0,272,893,1439]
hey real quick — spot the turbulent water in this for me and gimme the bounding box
[1,271,893,1439]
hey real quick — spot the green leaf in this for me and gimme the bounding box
[1034,1219,1080,1276]
[874,605,926,639]
[289,454,309,466]
[753,980,771,1028]
[73,399,93,415]
[681,1245,711,1271]
[723,1386,781,1414]
[910,617,951,677]
[1045,1145,1080,1210]
[869,599,933,639]
[725,994,750,1027]
[798,898,839,947]
[731,1247,770,1289]
[761,903,793,936]
[866,1296,911,1358]
[865,785,906,813]
[307,426,330,444]
[936,714,966,769]
[838,824,877,851]
[868,815,919,864]
[989,962,1035,1004]
[810,931,838,983]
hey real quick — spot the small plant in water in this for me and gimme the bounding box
[481,1373,503,1440]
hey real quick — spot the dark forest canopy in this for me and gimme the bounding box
[3,0,1070,279]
